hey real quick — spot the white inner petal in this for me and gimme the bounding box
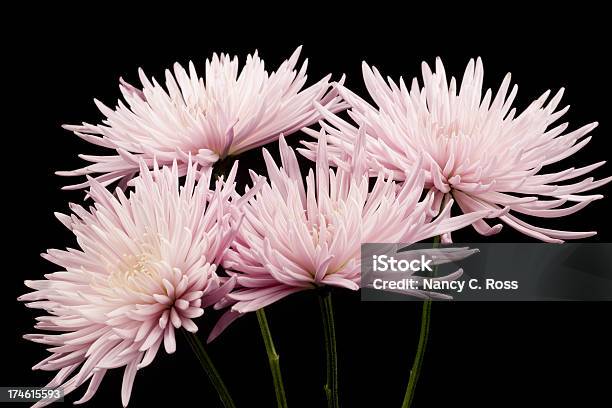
[108,253,162,292]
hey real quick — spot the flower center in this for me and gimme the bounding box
[435,120,462,138]
[310,204,346,247]
[108,253,161,292]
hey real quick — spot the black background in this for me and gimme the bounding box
[4,10,611,408]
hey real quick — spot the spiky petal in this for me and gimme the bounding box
[60,46,347,190]
[20,160,261,407]
[208,131,489,341]
[301,58,611,243]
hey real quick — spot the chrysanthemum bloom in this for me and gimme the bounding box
[20,161,259,407]
[301,58,611,243]
[59,46,346,190]
[208,132,490,341]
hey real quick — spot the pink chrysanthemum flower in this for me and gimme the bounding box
[301,58,611,243]
[60,46,346,190]
[208,131,489,341]
[20,161,259,407]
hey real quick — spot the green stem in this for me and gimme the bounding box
[182,330,236,408]
[256,308,289,408]
[401,235,440,408]
[400,299,432,408]
[319,289,339,408]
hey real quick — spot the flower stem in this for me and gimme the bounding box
[401,235,439,408]
[319,289,339,408]
[182,330,236,408]
[256,308,289,408]
[401,299,432,408]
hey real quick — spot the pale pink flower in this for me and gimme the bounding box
[20,161,259,407]
[208,132,489,341]
[59,46,346,190]
[301,58,611,243]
